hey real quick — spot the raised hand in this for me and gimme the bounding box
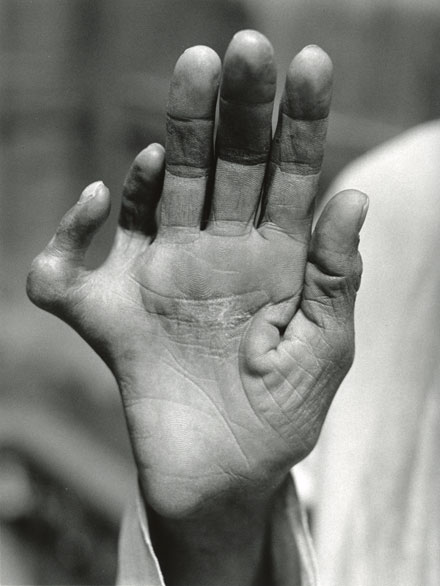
[27,31,367,523]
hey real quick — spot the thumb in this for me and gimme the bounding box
[27,181,110,313]
[301,189,368,329]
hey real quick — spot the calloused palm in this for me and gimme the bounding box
[27,31,367,518]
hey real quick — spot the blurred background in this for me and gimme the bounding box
[0,0,439,583]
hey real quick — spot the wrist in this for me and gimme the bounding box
[145,478,289,586]
[136,451,290,521]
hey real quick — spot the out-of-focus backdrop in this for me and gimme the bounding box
[0,1,439,584]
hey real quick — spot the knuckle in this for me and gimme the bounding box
[26,252,66,309]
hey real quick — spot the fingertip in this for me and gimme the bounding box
[222,29,276,104]
[76,181,111,228]
[297,45,333,73]
[78,180,105,203]
[181,44,221,68]
[312,189,368,269]
[144,143,166,168]
[145,142,166,159]
[285,45,333,119]
[229,29,274,63]
[169,46,221,118]
[330,189,369,232]
[132,143,166,178]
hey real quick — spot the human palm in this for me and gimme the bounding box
[28,31,367,518]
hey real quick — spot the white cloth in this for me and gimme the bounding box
[314,121,440,586]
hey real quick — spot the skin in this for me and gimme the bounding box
[27,31,368,586]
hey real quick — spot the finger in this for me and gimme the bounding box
[119,143,165,236]
[207,30,276,234]
[242,191,368,457]
[300,189,369,330]
[27,181,110,311]
[160,46,221,229]
[47,181,111,263]
[260,45,333,240]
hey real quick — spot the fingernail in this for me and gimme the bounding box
[79,181,104,203]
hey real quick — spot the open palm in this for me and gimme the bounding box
[27,31,367,518]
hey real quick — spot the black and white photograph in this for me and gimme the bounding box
[0,1,439,585]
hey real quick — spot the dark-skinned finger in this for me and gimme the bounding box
[119,143,165,236]
[260,46,333,240]
[160,46,221,230]
[47,181,111,262]
[301,189,369,328]
[27,181,111,311]
[207,30,276,234]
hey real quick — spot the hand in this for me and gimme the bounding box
[27,31,367,520]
